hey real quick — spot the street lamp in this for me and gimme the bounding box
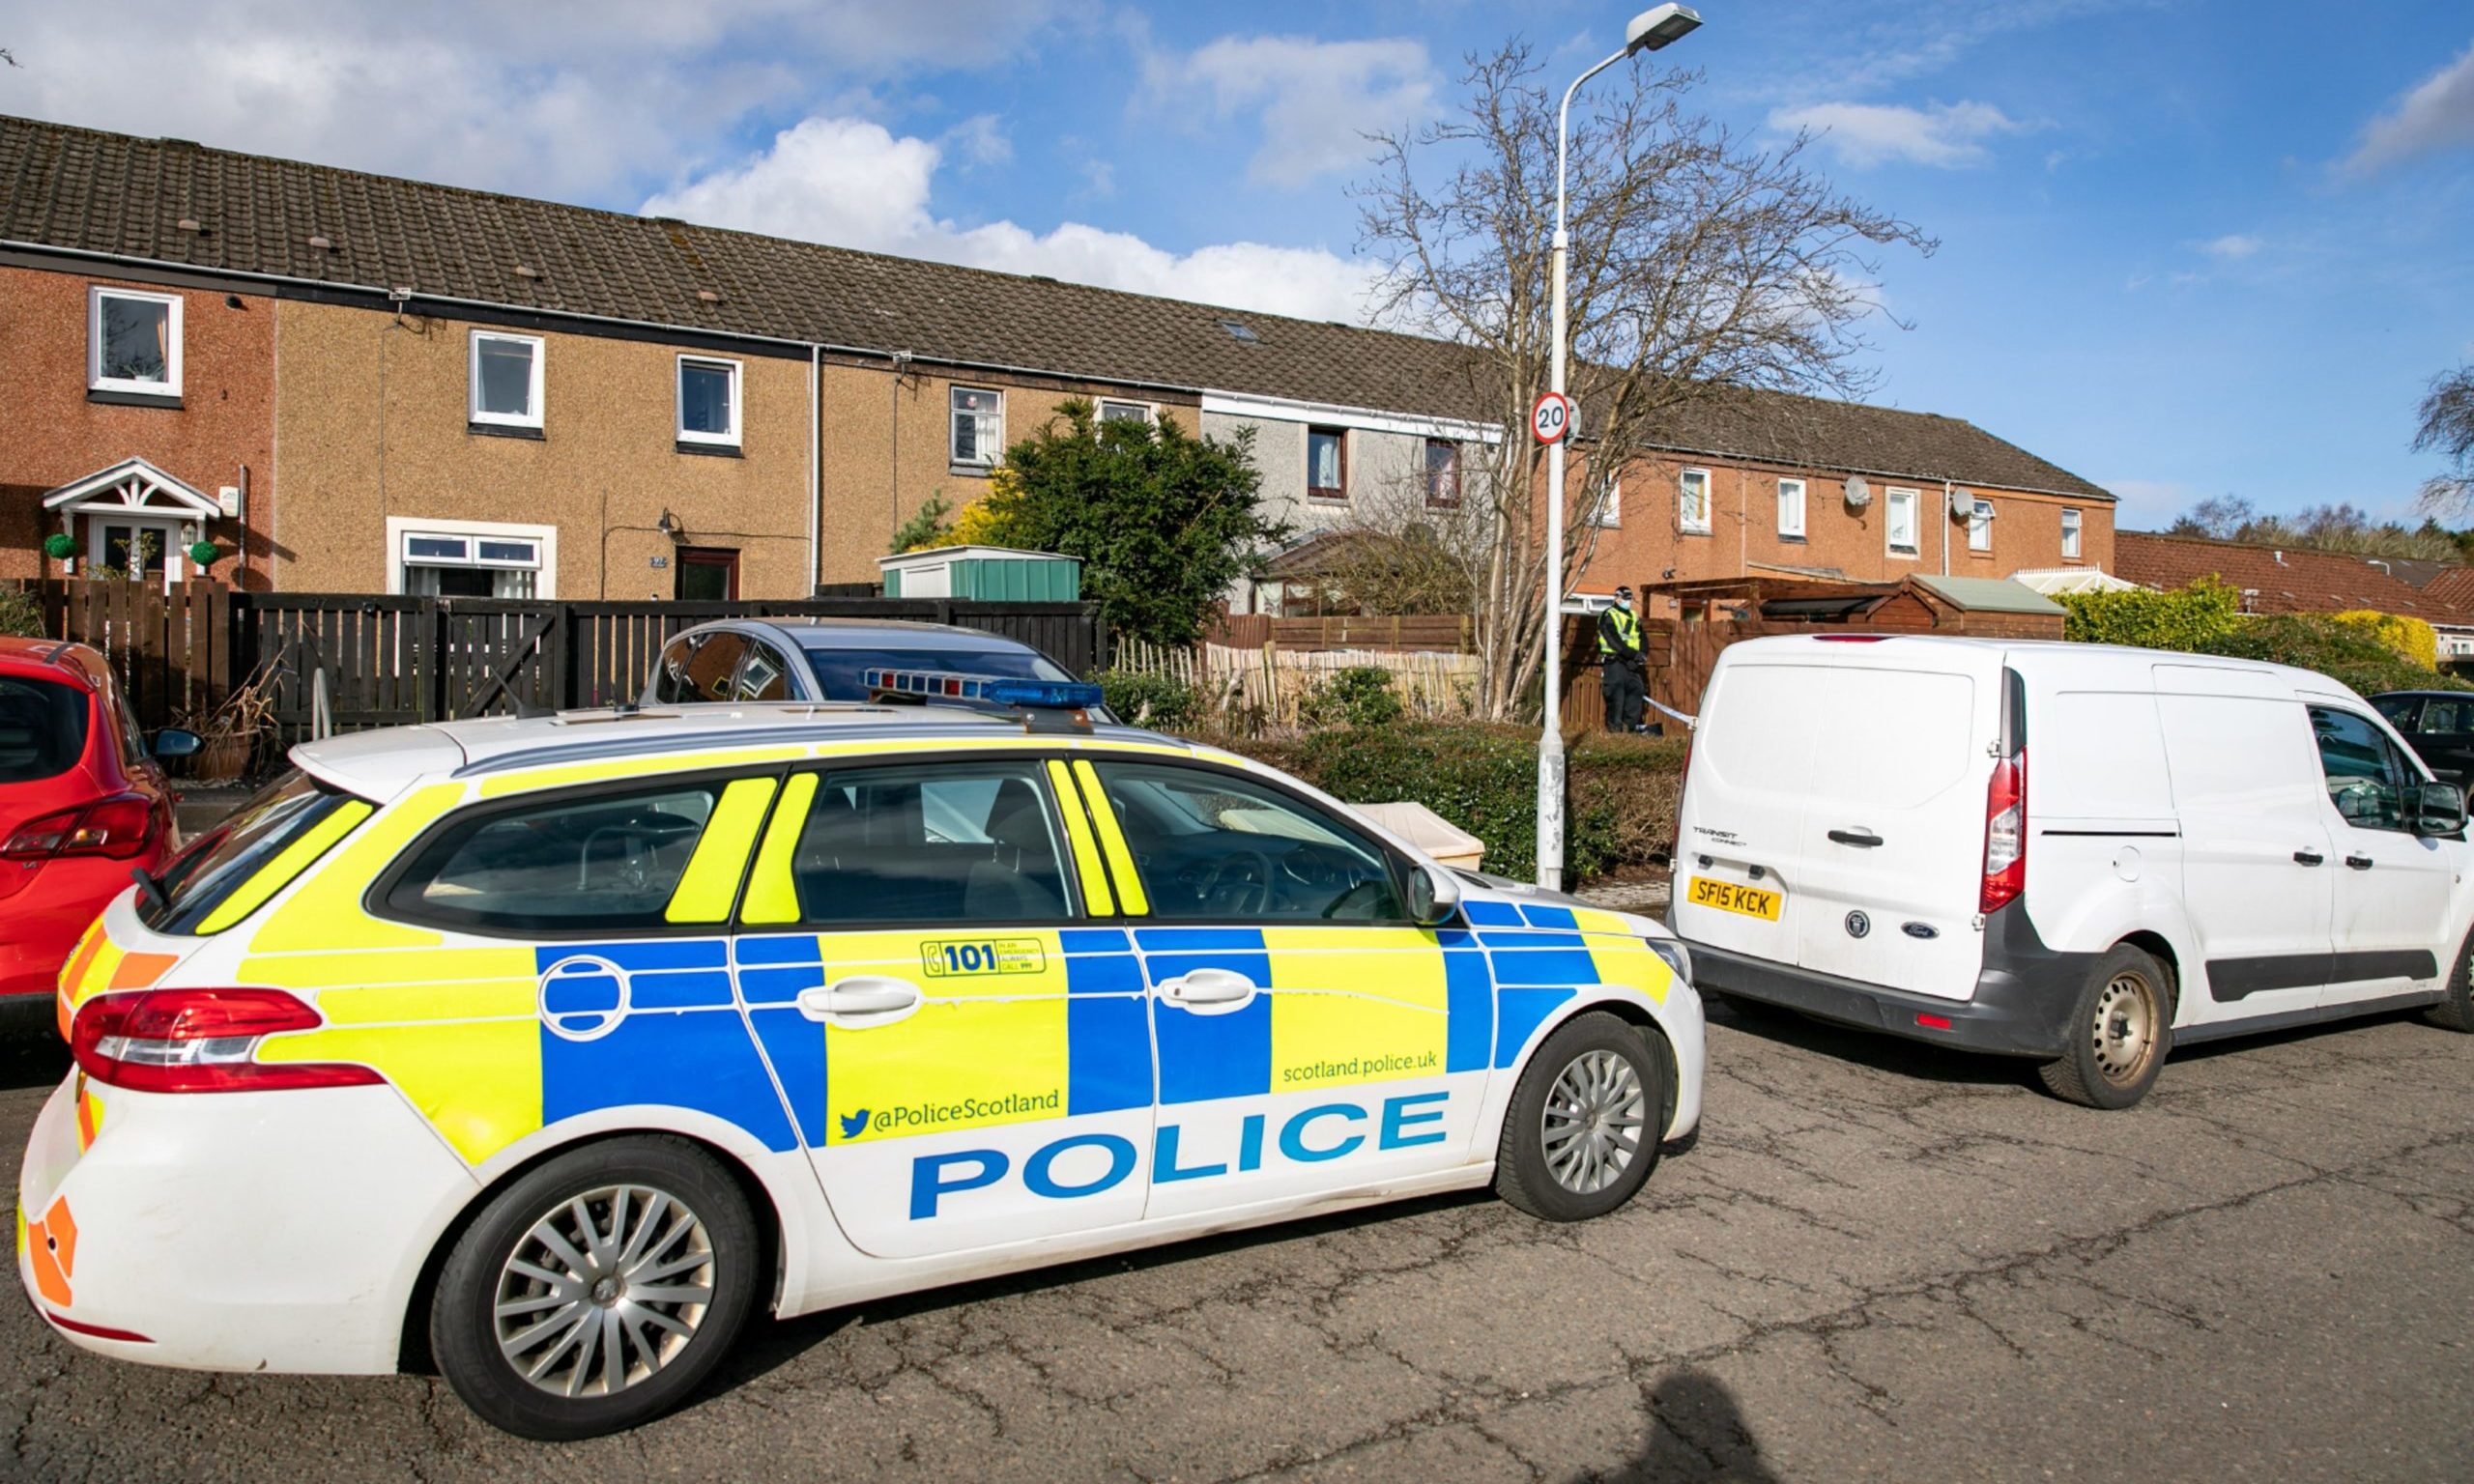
[1535,5,1702,891]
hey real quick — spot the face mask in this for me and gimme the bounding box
[1616,598,1632,612]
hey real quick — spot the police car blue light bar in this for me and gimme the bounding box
[861,669,1103,711]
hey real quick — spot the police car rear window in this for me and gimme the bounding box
[143,771,371,934]
[802,645,1069,700]
[0,674,88,785]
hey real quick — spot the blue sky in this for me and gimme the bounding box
[7,1,2471,529]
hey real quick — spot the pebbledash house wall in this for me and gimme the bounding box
[271,300,814,599]
[1568,450,2115,613]
[0,264,276,586]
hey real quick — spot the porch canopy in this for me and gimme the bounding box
[42,456,222,528]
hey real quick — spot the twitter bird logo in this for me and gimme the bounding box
[839,1109,871,1139]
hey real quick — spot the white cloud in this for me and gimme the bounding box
[1142,35,1434,187]
[642,116,1379,323]
[1768,100,2025,169]
[2346,41,2474,174]
[2102,477,2194,530]
[2201,234,2262,260]
[944,113,1013,169]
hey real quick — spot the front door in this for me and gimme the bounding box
[2308,704,2456,1006]
[676,548,739,602]
[1068,758,1491,1222]
[86,516,186,590]
[731,756,1154,1259]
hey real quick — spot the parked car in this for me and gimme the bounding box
[2370,690,2474,785]
[1674,635,2474,1109]
[26,686,1702,1438]
[0,639,197,1004]
[645,619,1108,716]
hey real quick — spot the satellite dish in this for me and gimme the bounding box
[1951,489,1976,522]
[1844,474,1871,508]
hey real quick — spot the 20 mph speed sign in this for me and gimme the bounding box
[1531,392,1572,444]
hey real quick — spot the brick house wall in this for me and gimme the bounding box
[0,265,274,585]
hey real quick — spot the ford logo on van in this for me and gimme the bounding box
[1902,922,1939,940]
[1845,911,1870,938]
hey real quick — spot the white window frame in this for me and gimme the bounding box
[384,515,558,599]
[950,386,1005,469]
[2061,506,2084,560]
[1885,487,1920,557]
[88,286,184,396]
[676,355,742,447]
[1679,468,1712,535]
[1777,477,1806,539]
[1595,474,1622,528]
[1967,497,1995,553]
[1097,399,1156,426]
[468,330,545,429]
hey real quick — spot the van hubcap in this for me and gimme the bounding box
[1541,1049,1647,1194]
[493,1184,714,1399]
[2090,974,2158,1086]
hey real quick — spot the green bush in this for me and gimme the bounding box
[2198,614,2470,699]
[0,588,42,639]
[1297,667,1405,729]
[1093,668,1200,732]
[2059,578,2242,649]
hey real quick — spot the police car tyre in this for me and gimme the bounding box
[2424,928,2474,1033]
[429,1136,760,1441]
[1494,1013,1665,1221]
[2036,945,2173,1110]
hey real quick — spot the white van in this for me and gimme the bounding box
[1673,635,2474,1107]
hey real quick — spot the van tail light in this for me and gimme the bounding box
[1980,752,2026,913]
[3,794,158,863]
[70,988,381,1095]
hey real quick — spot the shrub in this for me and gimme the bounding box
[2058,578,2242,649]
[0,588,41,639]
[2331,610,2438,670]
[1297,667,1405,729]
[2198,614,2468,699]
[887,495,953,555]
[1094,668,1200,732]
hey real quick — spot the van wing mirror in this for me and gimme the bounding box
[2415,781,2467,838]
[1404,861,1462,927]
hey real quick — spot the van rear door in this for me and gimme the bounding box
[1675,656,1827,973]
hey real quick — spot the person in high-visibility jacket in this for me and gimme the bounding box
[1597,586,1648,733]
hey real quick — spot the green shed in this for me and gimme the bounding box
[877,545,1083,602]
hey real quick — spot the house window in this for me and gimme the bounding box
[1679,469,1712,534]
[1424,439,1461,508]
[1885,487,1920,556]
[951,387,1004,469]
[1307,427,1347,500]
[1967,498,1995,553]
[677,357,740,447]
[2061,507,2084,560]
[469,331,544,430]
[1098,400,1154,425]
[1596,476,1622,528]
[393,521,550,599]
[1777,477,1806,539]
[89,287,182,396]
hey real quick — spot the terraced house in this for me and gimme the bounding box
[0,115,2115,607]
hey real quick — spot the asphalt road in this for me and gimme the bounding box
[3,996,2469,1482]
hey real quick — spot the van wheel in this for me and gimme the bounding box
[1496,1013,1665,1221]
[2037,946,2172,1110]
[429,1137,759,1440]
[2425,930,2474,1033]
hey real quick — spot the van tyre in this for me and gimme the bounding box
[2425,930,2474,1033]
[1496,1013,1665,1221]
[2037,945,2173,1110]
[430,1136,759,1440]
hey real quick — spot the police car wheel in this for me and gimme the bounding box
[1495,1013,1665,1222]
[430,1136,760,1440]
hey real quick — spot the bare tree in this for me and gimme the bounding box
[2169,494,2256,540]
[1357,42,1932,720]
[2415,365,2474,515]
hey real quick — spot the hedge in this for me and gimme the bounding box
[2058,578,2242,649]
[2331,610,2439,670]
[2198,614,2468,699]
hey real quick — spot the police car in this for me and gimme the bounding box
[20,679,1705,1440]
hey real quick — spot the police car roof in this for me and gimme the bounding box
[685,618,1047,651]
[290,702,1187,800]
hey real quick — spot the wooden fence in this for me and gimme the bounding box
[6,581,1106,748]
[1113,635,1482,728]
[1209,613,1475,653]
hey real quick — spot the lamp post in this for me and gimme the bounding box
[1535,3,1702,891]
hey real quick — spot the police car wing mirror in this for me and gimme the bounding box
[1406,862,1461,927]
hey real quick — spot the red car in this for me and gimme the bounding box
[0,638,197,1002]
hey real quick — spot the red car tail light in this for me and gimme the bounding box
[3,794,158,863]
[1980,752,2027,914]
[70,988,382,1094]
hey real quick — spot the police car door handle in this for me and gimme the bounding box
[1159,968,1256,1006]
[797,977,923,1023]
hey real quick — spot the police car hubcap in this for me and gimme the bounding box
[494,1184,715,1399]
[1541,1050,1647,1195]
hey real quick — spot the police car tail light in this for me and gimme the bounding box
[72,988,382,1095]
[2,794,158,862]
[1980,752,2026,914]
